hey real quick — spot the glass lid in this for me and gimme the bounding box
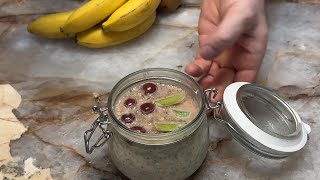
[222,82,311,158]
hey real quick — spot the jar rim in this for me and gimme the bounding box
[236,84,301,139]
[107,68,206,142]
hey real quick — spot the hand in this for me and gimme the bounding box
[185,0,268,101]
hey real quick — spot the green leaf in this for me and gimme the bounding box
[154,92,185,107]
[172,109,191,118]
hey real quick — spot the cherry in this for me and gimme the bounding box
[120,113,135,123]
[130,126,146,133]
[140,103,155,114]
[142,83,157,95]
[124,98,137,108]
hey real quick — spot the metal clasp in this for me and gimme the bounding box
[84,106,113,154]
[205,88,228,124]
[205,88,242,136]
[205,88,222,117]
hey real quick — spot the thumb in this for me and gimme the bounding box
[200,7,254,60]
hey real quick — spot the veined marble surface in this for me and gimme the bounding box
[0,0,319,179]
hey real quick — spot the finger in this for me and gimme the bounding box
[186,0,219,78]
[233,15,268,82]
[184,59,211,77]
[185,35,213,77]
[185,58,218,78]
[232,49,263,83]
[199,5,255,60]
[234,69,257,82]
[198,0,219,35]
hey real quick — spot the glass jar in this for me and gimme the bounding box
[84,68,311,180]
[85,68,210,180]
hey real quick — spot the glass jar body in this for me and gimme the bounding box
[108,112,208,180]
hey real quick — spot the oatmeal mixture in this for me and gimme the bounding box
[114,81,199,133]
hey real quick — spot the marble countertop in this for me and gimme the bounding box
[0,0,319,179]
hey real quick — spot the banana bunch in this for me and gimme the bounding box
[27,0,161,48]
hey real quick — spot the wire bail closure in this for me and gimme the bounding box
[205,88,253,140]
[204,88,224,122]
[84,106,112,154]
[205,88,237,127]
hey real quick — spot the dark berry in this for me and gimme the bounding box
[124,98,137,108]
[120,113,135,123]
[130,126,146,133]
[140,103,155,114]
[142,83,157,94]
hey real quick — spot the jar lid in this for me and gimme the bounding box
[222,82,311,158]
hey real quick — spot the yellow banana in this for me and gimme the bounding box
[61,0,127,33]
[102,0,160,32]
[77,12,156,48]
[27,11,75,39]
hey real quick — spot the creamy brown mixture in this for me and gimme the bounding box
[114,81,199,133]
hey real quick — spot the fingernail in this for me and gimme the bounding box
[200,45,218,60]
